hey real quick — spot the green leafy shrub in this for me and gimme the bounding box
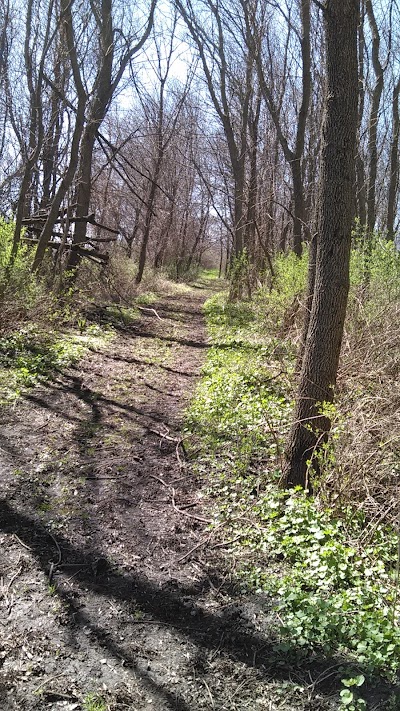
[241,487,400,676]
[0,325,111,402]
[0,219,46,324]
[253,249,308,333]
[350,232,400,306]
[187,272,400,682]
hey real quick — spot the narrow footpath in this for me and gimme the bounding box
[0,281,333,711]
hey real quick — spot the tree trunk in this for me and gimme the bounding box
[355,4,367,226]
[386,77,400,241]
[32,0,87,272]
[295,231,317,374]
[292,159,306,257]
[283,0,359,490]
[66,124,97,271]
[365,0,384,235]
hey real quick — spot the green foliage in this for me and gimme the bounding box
[198,267,220,281]
[253,249,308,332]
[82,693,107,711]
[186,291,293,479]
[272,249,308,300]
[340,675,366,710]
[100,304,139,326]
[350,232,400,305]
[0,219,45,315]
[135,291,158,305]
[240,487,400,676]
[187,267,400,683]
[0,325,111,402]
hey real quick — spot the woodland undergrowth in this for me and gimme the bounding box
[186,240,400,701]
[0,220,190,402]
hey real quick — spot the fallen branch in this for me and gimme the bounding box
[148,474,212,524]
[211,534,245,549]
[175,536,212,564]
[172,488,212,524]
[13,534,33,551]
[137,306,162,320]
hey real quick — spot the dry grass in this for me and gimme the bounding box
[76,250,194,307]
[321,292,400,526]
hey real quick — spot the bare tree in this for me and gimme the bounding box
[11,0,57,259]
[135,16,192,284]
[66,0,157,274]
[31,0,157,273]
[175,0,257,295]
[245,0,311,257]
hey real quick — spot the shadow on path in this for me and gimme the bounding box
[1,499,384,710]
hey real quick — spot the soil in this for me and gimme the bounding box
[0,281,352,710]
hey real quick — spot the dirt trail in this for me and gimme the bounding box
[0,282,334,711]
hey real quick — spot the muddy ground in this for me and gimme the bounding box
[0,280,364,710]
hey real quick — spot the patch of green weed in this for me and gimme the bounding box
[135,291,158,305]
[237,486,400,676]
[83,693,107,711]
[186,291,293,479]
[0,325,112,403]
[187,276,400,682]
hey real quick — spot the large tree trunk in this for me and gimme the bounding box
[283,0,359,490]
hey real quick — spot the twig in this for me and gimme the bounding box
[137,306,162,320]
[202,679,215,708]
[0,566,23,597]
[148,473,169,488]
[45,529,62,584]
[13,534,33,551]
[149,473,211,523]
[172,488,212,523]
[175,441,186,469]
[35,415,51,431]
[7,566,23,590]
[175,536,211,564]
[148,427,182,444]
[147,427,187,468]
[83,475,128,480]
[211,534,244,549]
[47,530,62,566]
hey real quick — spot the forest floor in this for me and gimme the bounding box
[0,278,339,711]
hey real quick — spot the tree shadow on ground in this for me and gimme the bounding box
[98,350,197,377]
[25,376,174,429]
[1,500,396,709]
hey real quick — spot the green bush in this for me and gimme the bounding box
[187,268,400,681]
[253,249,308,332]
[0,219,46,325]
[350,234,400,302]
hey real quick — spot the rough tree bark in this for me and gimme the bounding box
[283,0,359,490]
[355,0,367,226]
[386,75,400,241]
